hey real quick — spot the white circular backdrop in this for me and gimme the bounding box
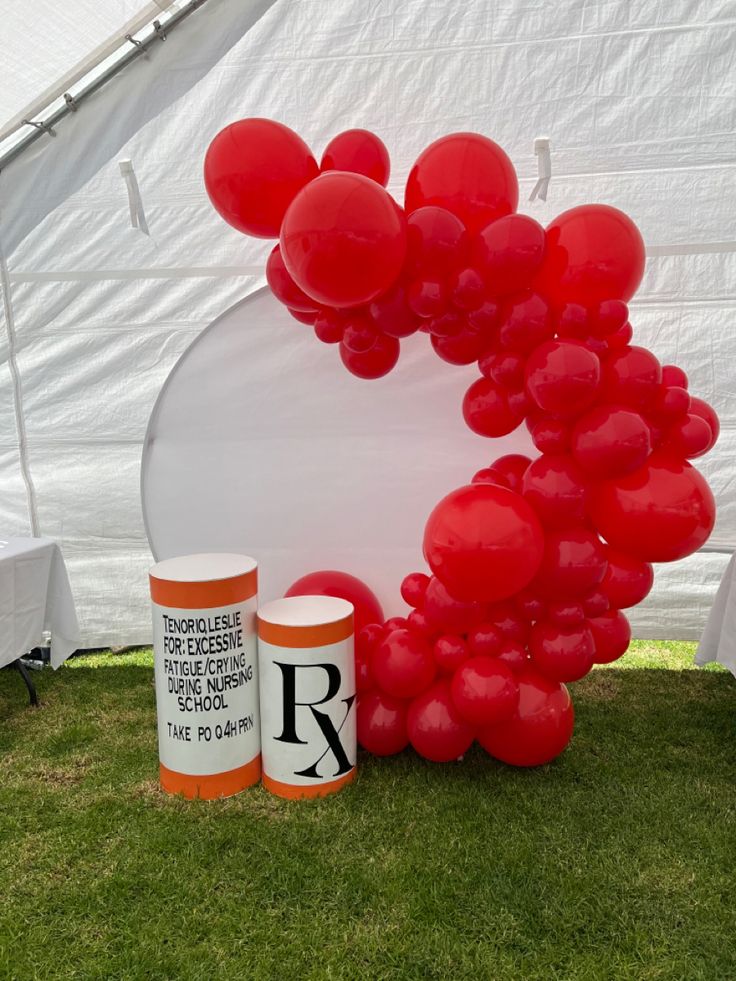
[141,288,534,613]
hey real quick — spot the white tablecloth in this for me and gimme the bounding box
[696,552,736,677]
[0,537,81,669]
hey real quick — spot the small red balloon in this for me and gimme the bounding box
[600,549,653,608]
[528,621,595,682]
[666,413,714,459]
[423,577,485,635]
[530,417,570,455]
[356,623,386,658]
[661,364,689,390]
[314,308,345,344]
[534,204,645,306]
[450,656,519,727]
[463,377,525,437]
[406,206,469,275]
[522,454,589,528]
[525,340,601,417]
[433,634,470,674]
[487,454,532,493]
[451,268,486,311]
[372,628,436,699]
[591,451,716,562]
[477,666,574,766]
[285,570,383,634]
[407,679,475,762]
[342,317,379,353]
[401,572,431,609]
[281,172,407,308]
[589,610,631,664]
[431,328,489,365]
[407,278,448,319]
[547,600,586,626]
[473,214,546,295]
[355,652,374,693]
[289,308,317,325]
[340,333,400,379]
[368,284,420,338]
[405,133,519,235]
[357,691,409,755]
[688,396,719,453]
[320,129,390,186]
[467,623,503,658]
[423,483,545,603]
[602,346,662,409]
[571,405,651,477]
[498,292,553,352]
[204,118,318,237]
[534,527,608,598]
[481,351,525,389]
[266,245,318,312]
[496,640,530,674]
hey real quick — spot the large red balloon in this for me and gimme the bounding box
[534,527,608,598]
[423,484,545,603]
[450,656,519,727]
[280,172,407,308]
[601,549,654,609]
[405,133,519,234]
[477,667,574,767]
[473,214,546,295]
[357,691,409,755]
[285,570,383,634]
[571,405,651,477]
[528,621,595,682]
[372,628,436,699]
[535,204,645,306]
[591,451,716,562]
[524,340,601,417]
[407,679,474,762]
[320,129,390,186]
[204,119,318,237]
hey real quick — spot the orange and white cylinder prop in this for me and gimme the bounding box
[149,553,260,799]
[257,595,356,799]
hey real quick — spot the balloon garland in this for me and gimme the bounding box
[204,120,719,767]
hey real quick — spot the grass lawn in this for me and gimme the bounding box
[1,642,734,980]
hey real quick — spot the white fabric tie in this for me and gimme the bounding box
[529,137,551,202]
[119,159,149,234]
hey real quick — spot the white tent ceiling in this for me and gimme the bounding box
[1,0,734,646]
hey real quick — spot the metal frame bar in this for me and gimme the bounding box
[0,0,209,173]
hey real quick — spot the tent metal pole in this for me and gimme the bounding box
[0,0,210,173]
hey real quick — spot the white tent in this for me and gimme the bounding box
[1,0,734,646]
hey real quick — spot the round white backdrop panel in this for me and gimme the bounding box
[141,288,534,614]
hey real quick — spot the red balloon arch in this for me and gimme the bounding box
[204,119,718,767]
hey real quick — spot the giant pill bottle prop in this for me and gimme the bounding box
[150,553,260,799]
[257,595,356,799]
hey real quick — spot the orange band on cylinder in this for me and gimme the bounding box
[159,755,261,799]
[150,568,257,609]
[262,768,355,800]
[257,613,353,649]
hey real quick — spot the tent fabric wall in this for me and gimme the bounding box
[0,0,734,645]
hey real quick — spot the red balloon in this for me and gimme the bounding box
[467,299,501,335]
[601,346,662,409]
[400,572,431,609]
[496,640,530,674]
[666,413,714,459]
[487,454,532,493]
[463,378,525,437]
[591,299,628,337]
[524,340,601,417]
[451,268,486,311]
[477,666,574,766]
[582,589,610,618]
[591,451,716,562]
[320,129,390,186]
[481,351,525,389]
[528,621,595,682]
[653,385,690,424]
[534,527,607,598]
[342,317,379,353]
[406,206,469,275]
[571,405,651,477]
[600,550,653,609]
[357,691,409,755]
[384,616,409,632]
[516,589,546,622]
[340,333,400,379]
[405,133,519,234]
[355,652,374,693]
[662,364,689,390]
[688,396,719,452]
[530,417,570,455]
[431,328,489,366]
[467,623,503,658]
[522,454,589,528]
[407,278,448,319]
[280,172,406,308]
[266,245,318,312]
[285,570,383,634]
[368,284,421,338]
[433,634,470,674]
[473,214,546,295]
[423,577,485,634]
[498,292,553,352]
[289,308,317,325]
[356,622,386,658]
[534,204,645,306]
[407,679,474,762]
[485,601,530,643]
[372,628,436,699]
[313,308,345,344]
[547,600,586,626]
[472,467,509,488]
[204,118,318,237]
[556,302,590,339]
[407,608,433,637]
[589,610,631,664]
[423,483,545,603]
[450,656,519,727]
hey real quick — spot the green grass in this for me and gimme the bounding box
[0,642,734,980]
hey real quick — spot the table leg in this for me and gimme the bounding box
[13,659,39,707]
